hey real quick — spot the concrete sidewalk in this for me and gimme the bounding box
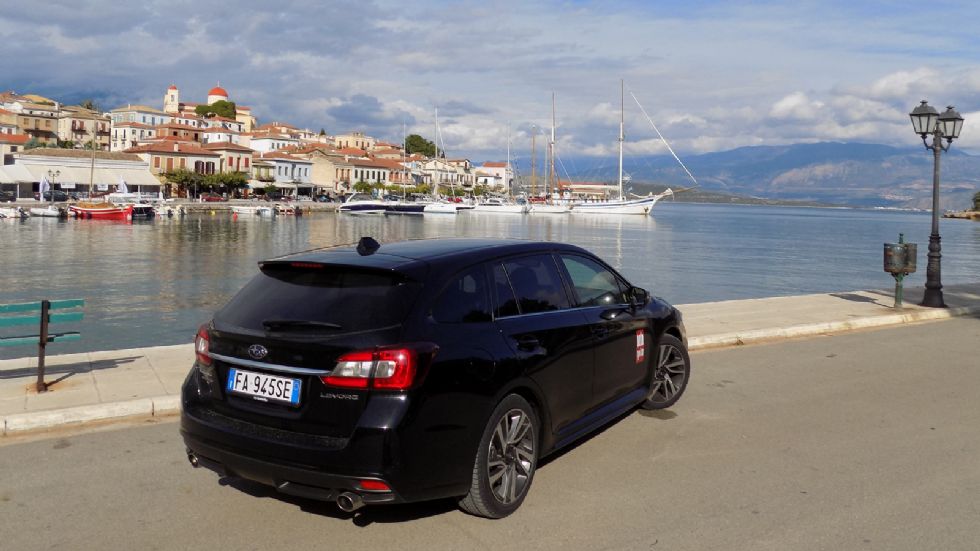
[2,282,978,436]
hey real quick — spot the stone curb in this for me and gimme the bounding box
[2,396,181,436]
[2,303,977,436]
[688,304,980,351]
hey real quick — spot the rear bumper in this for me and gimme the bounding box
[180,368,470,505]
[181,425,400,505]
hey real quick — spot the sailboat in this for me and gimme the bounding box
[571,81,674,216]
[471,129,529,214]
[529,93,571,214]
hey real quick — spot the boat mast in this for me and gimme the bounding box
[506,125,511,197]
[433,107,439,197]
[530,125,537,196]
[618,79,624,201]
[550,92,556,198]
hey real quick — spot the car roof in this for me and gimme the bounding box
[266,238,591,272]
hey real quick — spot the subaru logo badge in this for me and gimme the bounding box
[248,344,268,360]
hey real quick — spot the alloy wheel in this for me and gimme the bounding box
[487,408,535,504]
[648,342,688,406]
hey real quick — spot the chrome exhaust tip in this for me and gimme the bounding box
[336,492,364,513]
[187,452,200,468]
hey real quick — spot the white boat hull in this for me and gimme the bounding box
[231,206,274,216]
[422,203,458,214]
[471,204,528,214]
[529,203,571,214]
[571,190,672,216]
[29,206,65,217]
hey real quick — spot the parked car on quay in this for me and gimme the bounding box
[200,193,228,202]
[0,191,15,202]
[34,190,75,202]
[314,194,335,203]
[262,192,291,202]
[181,238,690,518]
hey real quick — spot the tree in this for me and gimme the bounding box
[57,139,75,149]
[24,137,44,150]
[165,168,205,197]
[353,181,374,194]
[405,134,438,157]
[195,100,237,119]
[263,184,278,195]
[319,128,327,136]
[473,184,490,197]
[204,171,249,190]
[78,99,100,112]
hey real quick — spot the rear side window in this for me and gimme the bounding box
[432,265,491,323]
[216,264,419,333]
[501,254,571,315]
[492,263,519,318]
[559,254,628,307]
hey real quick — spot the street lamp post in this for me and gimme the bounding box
[908,100,964,308]
[46,169,60,204]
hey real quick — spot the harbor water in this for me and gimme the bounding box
[2,203,978,359]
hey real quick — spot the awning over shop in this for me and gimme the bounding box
[0,164,34,184]
[12,164,161,189]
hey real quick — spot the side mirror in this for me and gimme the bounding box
[630,287,649,308]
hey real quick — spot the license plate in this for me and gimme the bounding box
[226,368,301,405]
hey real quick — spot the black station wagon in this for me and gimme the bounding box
[181,237,690,518]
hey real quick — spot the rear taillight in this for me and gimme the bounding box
[321,347,420,390]
[195,324,212,367]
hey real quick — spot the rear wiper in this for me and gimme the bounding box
[262,319,344,331]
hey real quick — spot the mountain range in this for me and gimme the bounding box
[509,142,980,209]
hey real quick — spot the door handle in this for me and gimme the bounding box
[515,336,540,352]
[600,308,628,321]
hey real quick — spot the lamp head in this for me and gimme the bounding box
[910,100,939,136]
[938,105,964,142]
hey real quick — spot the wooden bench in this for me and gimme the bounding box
[0,299,85,392]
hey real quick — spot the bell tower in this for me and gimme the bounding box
[164,84,179,114]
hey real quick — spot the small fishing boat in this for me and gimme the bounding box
[69,202,135,221]
[29,205,68,218]
[0,206,29,220]
[231,205,275,216]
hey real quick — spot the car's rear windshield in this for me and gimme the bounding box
[216,263,420,334]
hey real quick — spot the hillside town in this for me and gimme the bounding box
[0,85,515,200]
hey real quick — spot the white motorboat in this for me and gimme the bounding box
[471,197,529,214]
[339,193,387,215]
[422,201,459,214]
[29,205,68,218]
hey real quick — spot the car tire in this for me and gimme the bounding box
[641,334,691,410]
[459,394,539,519]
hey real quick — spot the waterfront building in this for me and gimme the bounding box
[0,133,29,164]
[293,145,353,194]
[6,102,59,146]
[251,151,314,197]
[0,108,18,134]
[56,106,111,150]
[202,141,253,173]
[349,157,393,186]
[477,161,512,192]
[111,122,157,151]
[0,148,160,197]
[125,141,221,177]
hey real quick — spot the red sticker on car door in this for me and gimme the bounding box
[636,330,645,363]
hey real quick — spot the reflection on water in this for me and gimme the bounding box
[1,204,977,357]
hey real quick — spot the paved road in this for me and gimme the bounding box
[2,318,979,550]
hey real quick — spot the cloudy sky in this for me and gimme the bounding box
[3,0,979,160]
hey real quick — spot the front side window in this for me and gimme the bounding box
[431,265,491,323]
[559,254,627,307]
[500,254,570,315]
